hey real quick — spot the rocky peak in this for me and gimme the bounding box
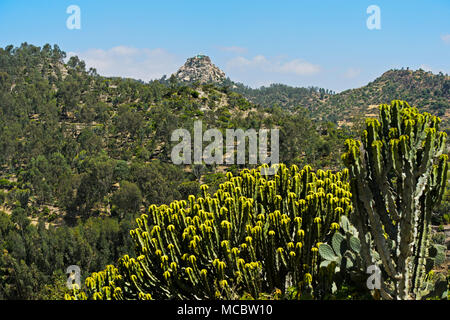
[173,54,226,84]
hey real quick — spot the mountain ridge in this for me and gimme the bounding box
[169,54,449,131]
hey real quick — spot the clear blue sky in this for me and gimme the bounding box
[1,0,449,91]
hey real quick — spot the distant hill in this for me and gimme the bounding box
[226,81,334,112]
[0,43,448,300]
[226,69,450,132]
[0,43,343,216]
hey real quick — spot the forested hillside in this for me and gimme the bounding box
[229,69,450,133]
[0,43,352,299]
[0,43,448,300]
[68,101,449,301]
[318,69,450,130]
[226,81,334,112]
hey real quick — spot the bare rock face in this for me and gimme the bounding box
[173,55,226,84]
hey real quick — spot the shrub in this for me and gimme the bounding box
[67,164,353,300]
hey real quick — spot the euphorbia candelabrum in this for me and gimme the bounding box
[342,100,448,300]
[67,164,353,300]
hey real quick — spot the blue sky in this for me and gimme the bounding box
[0,0,449,91]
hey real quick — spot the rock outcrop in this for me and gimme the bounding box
[173,55,226,84]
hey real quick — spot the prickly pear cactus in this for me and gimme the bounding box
[318,215,362,272]
[341,100,448,300]
[66,164,353,300]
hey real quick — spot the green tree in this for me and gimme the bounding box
[111,181,142,218]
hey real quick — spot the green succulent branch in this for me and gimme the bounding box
[66,164,353,300]
[66,100,448,301]
[341,100,448,300]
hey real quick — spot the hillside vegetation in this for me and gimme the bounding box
[69,101,448,300]
[0,43,349,299]
[0,43,447,299]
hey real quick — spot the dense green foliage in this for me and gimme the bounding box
[323,70,450,132]
[0,210,136,299]
[68,103,448,301]
[0,43,351,299]
[342,101,448,299]
[0,43,448,300]
[227,70,450,133]
[227,81,334,112]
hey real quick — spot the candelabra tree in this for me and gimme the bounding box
[341,100,448,300]
[66,164,353,300]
